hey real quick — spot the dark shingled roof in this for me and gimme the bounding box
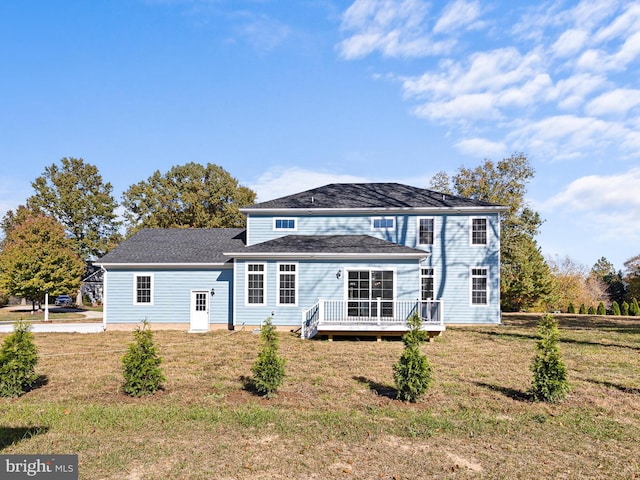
[97,228,246,264]
[226,235,427,256]
[246,183,501,210]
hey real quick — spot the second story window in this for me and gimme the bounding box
[418,217,434,245]
[274,218,296,230]
[471,218,487,245]
[371,217,395,231]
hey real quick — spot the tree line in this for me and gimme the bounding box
[0,158,255,307]
[0,154,638,314]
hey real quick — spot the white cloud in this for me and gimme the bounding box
[454,137,507,157]
[338,0,456,58]
[594,3,640,41]
[552,28,588,57]
[585,88,640,116]
[546,73,607,110]
[540,167,640,248]
[413,93,501,123]
[433,0,481,34]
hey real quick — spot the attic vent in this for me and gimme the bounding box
[311,196,314,204]
[442,194,445,201]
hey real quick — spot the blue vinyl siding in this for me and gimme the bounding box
[104,268,233,326]
[246,212,501,325]
[233,258,422,327]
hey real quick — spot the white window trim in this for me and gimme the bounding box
[470,216,488,246]
[273,217,297,231]
[469,266,489,307]
[416,216,435,246]
[420,267,435,301]
[133,273,154,306]
[245,262,267,306]
[276,262,298,307]
[371,216,396,231]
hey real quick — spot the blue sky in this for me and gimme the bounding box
[1,0,639,271]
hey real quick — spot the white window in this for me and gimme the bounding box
[273,218,296,231]
[246,263,266,305]
[417,217,434,245]
[277,263,297,306]
[471,267,488,305]
[420,268,434,300]
[134,274,153,305]
[371,217,395,231]
[471,217,488,245]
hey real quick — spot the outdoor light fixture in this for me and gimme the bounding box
[336,270,342,279]
[210,288,215,296]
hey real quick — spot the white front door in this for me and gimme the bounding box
[190,290,209,331]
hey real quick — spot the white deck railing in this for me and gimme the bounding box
[301,299,443,339]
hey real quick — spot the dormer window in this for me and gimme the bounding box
[273,218,296,231]
[371,217,395,231]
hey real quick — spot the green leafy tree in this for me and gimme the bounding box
[621,301,630,316]
[530,314,569,403]
[596,302,606,316]
[251,317,285,398]
[393,312,433,402]
[623,255,640,301]
[0,214,84,310]
[0,320,39,397]
[592,257,626,305]
[122,321,165,397]
[1,205,36,240]
[27,157,121,259]
[430,153,554,311]
[122,162,256,235]
[611,301,621,316]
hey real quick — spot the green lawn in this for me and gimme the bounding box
[1,314,639,479]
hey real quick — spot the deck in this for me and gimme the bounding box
[301,299,444,341]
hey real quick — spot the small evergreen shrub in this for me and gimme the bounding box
[122,321,165,397]
[621,301,629,316]
[251,317,285,398]
[630,298,640,316]
[611,301,621,316]
[596,302,606,316]
[393,312,433,403]
[0,320,39,397]
[587,306,596,315]
[530,314,569,403]
[567,303,575,314]
[579,304,587,315]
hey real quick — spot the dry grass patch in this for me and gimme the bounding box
[1,316,639,479]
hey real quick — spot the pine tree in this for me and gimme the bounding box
[611,301,621,316]
[0,320,39,397]
[122,321,165,397]
[621,301,630,316]
[630,298,640,316]
[530,314,569,403]
[587,305,596,315]
[579,304,587,314]
[393,312,433,402]
[567,303,575,314]
[251,317,285,398]
[597,302,606,315]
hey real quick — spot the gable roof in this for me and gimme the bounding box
[242,183,504,212]
[225,235,428,259]
[96,228,246,266]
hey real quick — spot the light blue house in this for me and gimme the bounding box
[97,183,505,339]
